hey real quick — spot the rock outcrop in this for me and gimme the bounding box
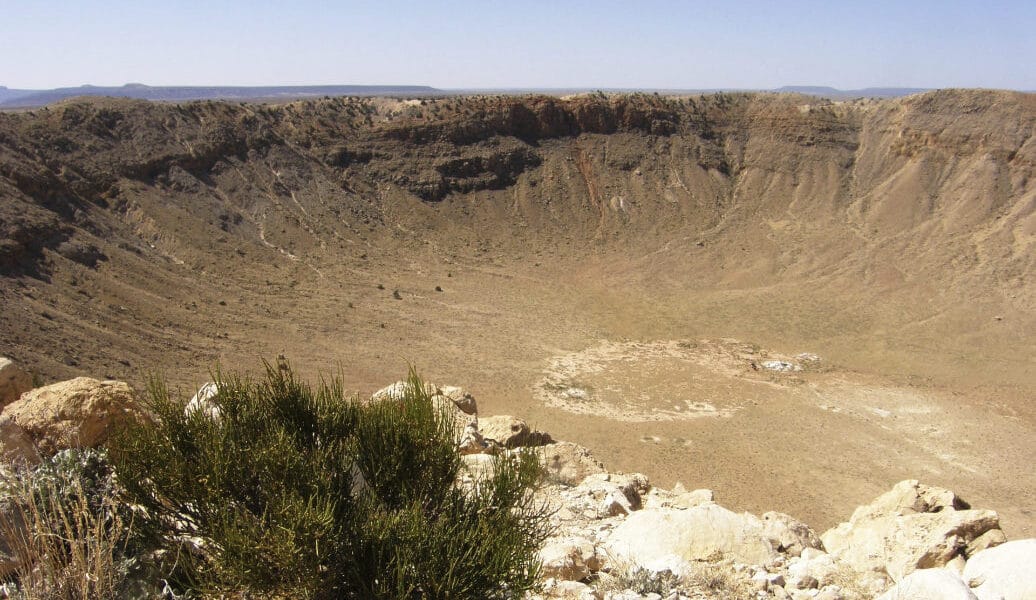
[821,479,1004,581]
[0,377,142,458]
[424,381,1032,599]
[2,373,1031,600]
[478,415,553,448]
[371,380,486,454]
[538,441,608,486]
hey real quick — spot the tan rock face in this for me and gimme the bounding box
[478,415,553,448]
[821,480,1004,582]
[761,511,824,557]
[438,385,477,416]
[539,536,597,581]
[0,415,38,466]
[965,528,1007,557]
[0,358,31,409]
[1,377,142,456]
[539,442,607,486]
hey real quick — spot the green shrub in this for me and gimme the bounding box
[112,361,551,599]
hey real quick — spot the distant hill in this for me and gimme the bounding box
[0,86,37,105]
[2,83,1015,109]
[775,85,930,98]
[0,84,441,108]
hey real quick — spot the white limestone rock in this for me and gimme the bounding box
[875,568,977,600]
[606,503,777,569]
[478,415,552,448]
[539,536,599,581]
[821,480,1003,581]
[540,442,608,486]
[963,539,1036,600]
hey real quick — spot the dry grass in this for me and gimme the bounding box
[683,562,758,599]
[0,452,133,600]
[592,555,682,597]
[825,562,880,600]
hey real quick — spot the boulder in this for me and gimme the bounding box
[0,416,37,466]
[438,385,477,415]
[370,380,438,402]
[539,536,598,581]
[606,504,777,568]
[875,568,978,600]
[184,381,221,421]
[456,422,488,455]
[539,442,607,486]
[963,539,1036,600]
[966,528,1008,557]
[578,472,649,512]
[370,380,477,415]
[787,550,840,588]
[822,480,1003,581]
[370,380,482,452]
[0,358,31,408]
[479,415,552,448]
[1,378,142,456]
[762,511,824,556]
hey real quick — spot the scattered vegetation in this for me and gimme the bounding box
[108,361,552,599]
[684,562,757,599]
[0,449,138,600]
[825,562,873,600]
[595,561,682,596]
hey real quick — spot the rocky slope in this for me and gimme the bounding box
[0,365,1033,599]
[2,91,1033,373]
[1,90,1034,539]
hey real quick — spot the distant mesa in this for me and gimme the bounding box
[0,83,443,108]
[0,83,945,109]
[775,85,931,98]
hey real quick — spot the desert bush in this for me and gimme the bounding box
[0,449,137,600]
[684,562,756,599]
[112,361,551,599]
[594,558,681,596]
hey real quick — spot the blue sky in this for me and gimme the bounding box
[1,0,1033,90]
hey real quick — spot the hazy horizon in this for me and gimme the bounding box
[2,1,1034,91]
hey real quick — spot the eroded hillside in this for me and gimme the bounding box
[1,90,1034,535]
